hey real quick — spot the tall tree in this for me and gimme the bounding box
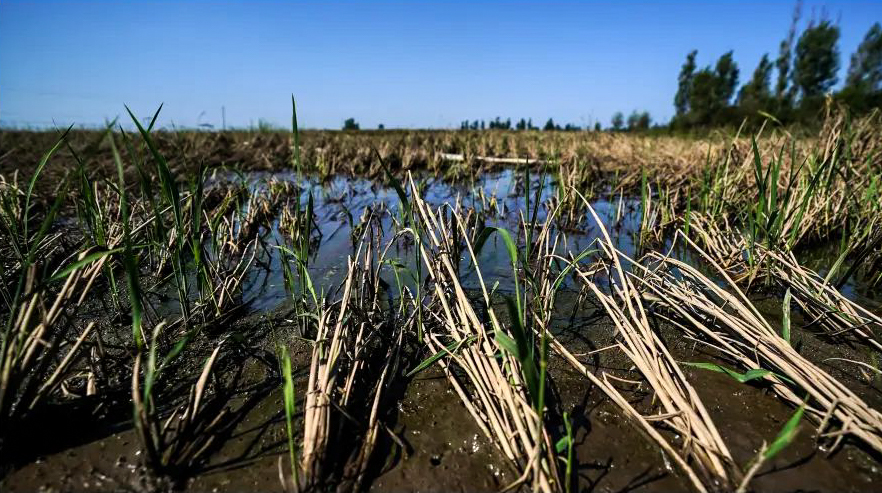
[793,19,840,98]
[739,54,774,110]
[687,68,718,125]
[638,111,651,130]
[611,112,624,131]
[627,111,640,130]
[846,22,882,92]
[714,51,740,106]
[675,50,698,116]
[775,1,802,102]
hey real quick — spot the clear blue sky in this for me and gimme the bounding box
[1,1,880,129]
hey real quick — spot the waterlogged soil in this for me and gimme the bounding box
[3,169,882,492]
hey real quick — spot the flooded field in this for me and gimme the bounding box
[2,108,882,493]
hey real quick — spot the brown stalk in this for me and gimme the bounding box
[637,231,882,455]
[408,173,560,493]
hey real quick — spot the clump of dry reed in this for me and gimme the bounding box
[636,232,882,456]
[408,176,560,493]
[688,213,882,353]
[131,325,228,479]
[547,195,739,493]
[289,218,406,492]
[0,256,102,444]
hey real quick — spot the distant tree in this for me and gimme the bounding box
[627,111,640,130]
[594,122,602,131]
[675,50,698,116]
[846,22,882,92]
[544,118,556,131]
[528,118,535,129]
[687,68,719,126]
[714,51,740,106]
[378,123,385,130]
[480,120,485,130]
[343,118,360,130]
[490,116,509,129]
[611,112,624,131]
[627,111,651,131]
[793,19,840,99]
[681,52,739,127]
[775,1,802,105]
[516,118,527,130]
[739,53,774,112]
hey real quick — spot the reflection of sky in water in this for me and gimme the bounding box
[200,169,879,315]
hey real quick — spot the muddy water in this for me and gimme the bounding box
[4,169,882,492]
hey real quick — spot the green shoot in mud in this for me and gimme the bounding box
[110,132,145,348]
[278,345,300,492]
[291,95,301,173]
[555,412,575,493]
[126,105,193,325]
[737,400,807,493]
[132,321,226,479]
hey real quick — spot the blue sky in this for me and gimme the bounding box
[1,1,880,129]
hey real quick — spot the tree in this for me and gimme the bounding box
[675,50,698,116]
[611,112,624,131]
[776,1,802,103]
[343,118,359,130]
[687,68,719,126]
[673,51,738,127]
[846,22,882,92]
[594,122,602,131]
[378,123,385,130]
[793,19,840,98]
[714,51,740,106]
[627,111,651,131]
[739,53,774,111]
[627,111,640,130]
[543,118,556,131]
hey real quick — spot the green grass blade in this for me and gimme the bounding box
[23,125,72,243]
[48,247,128,283]
[279,345,300,487]
[763,400,806,460]
[109,132,144,349]
[406,335,477,377]
[291,95,301,171]
[682,361,792,384]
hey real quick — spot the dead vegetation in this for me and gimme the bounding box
[1,103,881,493]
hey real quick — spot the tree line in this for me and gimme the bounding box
[458,117,594,131]
[342,4,880,134]
[456,113,654,132]
[673,3,882,129]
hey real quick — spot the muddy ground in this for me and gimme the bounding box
[4,289,882,492]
